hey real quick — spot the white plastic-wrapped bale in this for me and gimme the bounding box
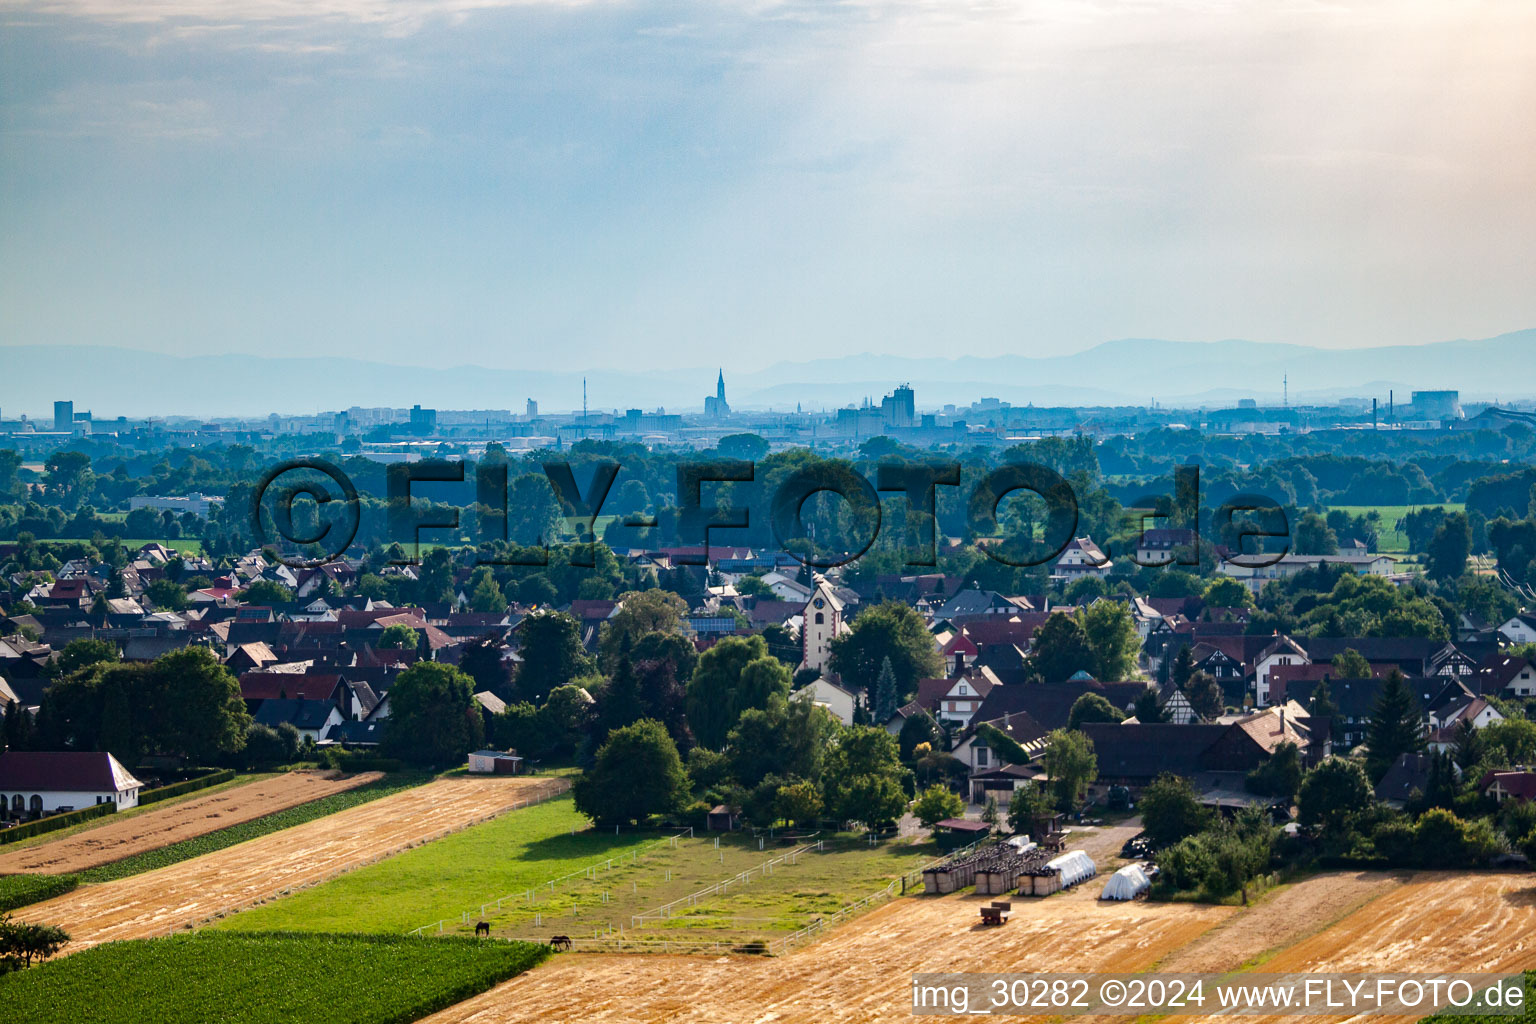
[1045,850,1096,888]
[1099,864,1150,901]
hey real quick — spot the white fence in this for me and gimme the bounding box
[766,835,993,956]
[628,841,822,927]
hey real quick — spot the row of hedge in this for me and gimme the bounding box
[138,769,238,807]
[0,802,114,846]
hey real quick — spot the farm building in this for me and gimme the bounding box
[933,817,991,850]
[467,749,524,774]
[1100,864,1150,901]
[0,750,144,819]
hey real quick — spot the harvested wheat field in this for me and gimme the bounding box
[0,770,381,875]
[418,885,1235,1024]
[20,775,568,952]
[1155,870,1402,974]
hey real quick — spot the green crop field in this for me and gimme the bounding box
[30,537,205,556]
[0,873,78,913]
[1327,504,1465,554]
[0,932,548,1024]
[212,796,659,934]
[214,794,940,949]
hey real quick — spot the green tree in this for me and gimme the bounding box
[377,623,418,650]
[1067,692,1124,730]
[1331,648,1372,679]
[1138,773,1214,848]
[1184,670,1224,721]
[1030,612,1095,682]
[516,611,595,702]
[774,778,823,826]
[871,656,898,725]
[1294,512,1339,555]
[240,580,294,605]
[572,718,688,826]
[54,637,119,677]
[1365,669,1425,782]
[0,914,69,971]
[383,662,484,765]
[1481,717,1536,767]
[821,725,910,827]
[828,601,943,701]
[597,590,688,670]
[467,567,505,613]
[1169,645,1195,688]
[1297,757,1373,840]
[1006,782,1054,835]
[1425,512,1472,583]
[1245,741,1303,801]
[913,784,966,830]
[144,578,188,611]
[146,647,251,763]
[685,635,776,749]
[1078,601,1140,681]
[1202,576,1254,609]
[1041,728,1097,812]
[1133,688,1166,723]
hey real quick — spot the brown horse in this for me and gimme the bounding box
[548,934,573,951]
[474,921,490,938]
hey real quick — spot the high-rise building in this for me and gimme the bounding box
[409,404,437,434]
[53,400,74,433]
[526,398,539,419]
[880,384,915,428]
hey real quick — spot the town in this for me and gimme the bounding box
[0,378,1534,1020]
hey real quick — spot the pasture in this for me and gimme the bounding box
[214,794,938,950]
[0,932,548,1024]
[1327,503,1465,553]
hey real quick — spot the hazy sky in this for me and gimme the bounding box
[3,0,1534,372]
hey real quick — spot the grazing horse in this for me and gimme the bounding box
[548,935,573,952]
[474,921,490,938]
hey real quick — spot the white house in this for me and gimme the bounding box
[1497,614,1536,645]
[1253,635,1309,706]
[791,676,860,726]
[1220,553,1395,583]
[799,577,849,674]
[0,751,144,819]
[1053,537,1113,579]
[758,571,813,603]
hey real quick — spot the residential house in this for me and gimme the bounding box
[791,676,861,726]
[0,751,144,819]
[1053,537,1113,579]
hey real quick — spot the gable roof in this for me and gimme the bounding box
[0,751,143,793]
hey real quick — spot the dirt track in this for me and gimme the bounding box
[418,870,1536,1024]
[19,775,567,951]
[0,771,381,875]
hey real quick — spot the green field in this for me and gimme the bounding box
[214,795,939,948]
[1327,504,1465,554]
[0,932,548,1024]
[30,537,205,555]
[212,796,659,934]
[0,873,78,913]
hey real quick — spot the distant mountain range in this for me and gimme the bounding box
[3,329,1533,420]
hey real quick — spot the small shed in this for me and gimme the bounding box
[706,804,740,831]
[934,817,991,850]
[467,750,523,775]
